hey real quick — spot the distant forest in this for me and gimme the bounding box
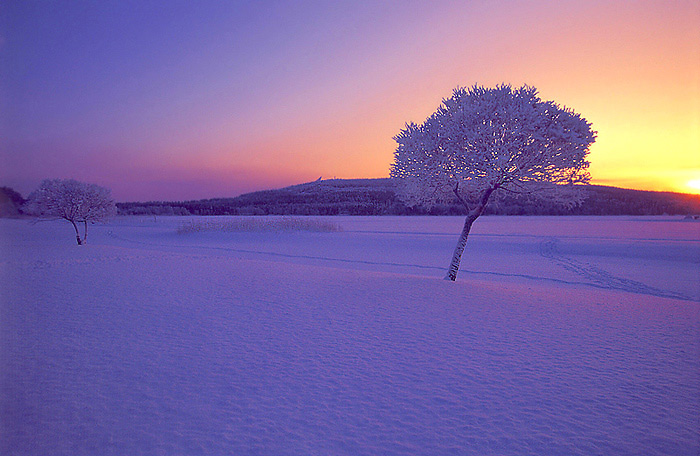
[3,179,700,218]
[115,179,700,217]
[0,186,26,217]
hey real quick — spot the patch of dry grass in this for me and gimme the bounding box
[177,217,341,234]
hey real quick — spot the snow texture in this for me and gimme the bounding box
[1,216,699,455]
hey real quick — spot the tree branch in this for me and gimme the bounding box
[498,185,534,195]
[452,183,470,211]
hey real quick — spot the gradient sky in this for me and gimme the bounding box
[2,0,699,201]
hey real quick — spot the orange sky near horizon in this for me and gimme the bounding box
[2,1,699,200]
[163,1,700,197]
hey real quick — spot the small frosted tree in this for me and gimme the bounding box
[24,179,117,245]
[391,84,596,280]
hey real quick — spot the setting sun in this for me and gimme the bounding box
[687,179,700,193]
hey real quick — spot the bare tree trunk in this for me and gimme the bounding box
[445,186,496,281]
[445,212,479,281]
[69,219,84,245]
[83,220,88,244]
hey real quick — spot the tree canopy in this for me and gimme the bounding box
[391,84,596,210]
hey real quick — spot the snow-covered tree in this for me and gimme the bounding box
[391,84,596,280]
[24,179,117,245]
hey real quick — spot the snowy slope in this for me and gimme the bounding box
[1,216,699,455]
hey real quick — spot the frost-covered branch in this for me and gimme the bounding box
[391,84,595,209]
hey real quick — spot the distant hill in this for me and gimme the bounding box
[0,186,25,217]
[117,178,700,217]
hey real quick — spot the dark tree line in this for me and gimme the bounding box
[4,179,699,219]
[0,186,26,217]
[114,179,700,217]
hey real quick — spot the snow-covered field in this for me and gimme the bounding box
[1,215,699,455]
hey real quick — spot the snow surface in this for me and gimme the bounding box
[1,215,699,455]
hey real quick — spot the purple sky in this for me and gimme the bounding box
[2,1,698,201]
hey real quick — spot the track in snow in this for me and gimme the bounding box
[538,237,691,301]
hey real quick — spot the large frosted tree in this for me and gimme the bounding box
[24,179,117,245]
[391,84,596,280]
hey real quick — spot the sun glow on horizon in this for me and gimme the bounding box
[686,179,700,194]
[2,1,698,202]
